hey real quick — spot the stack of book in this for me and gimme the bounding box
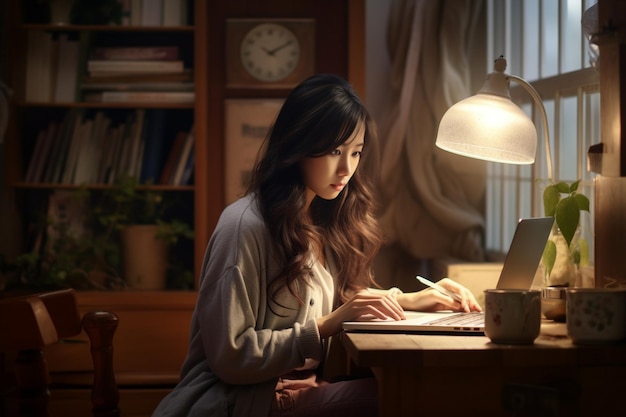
[82,45,194,103]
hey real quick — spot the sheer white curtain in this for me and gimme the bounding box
[377,0,488,265]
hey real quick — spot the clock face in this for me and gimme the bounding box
[240,23,301,83]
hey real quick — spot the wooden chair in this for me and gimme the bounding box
[0,288,119,417]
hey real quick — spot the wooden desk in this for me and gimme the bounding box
[341,322,626,417]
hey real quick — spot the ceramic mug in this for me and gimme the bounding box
[566,288,626,344]
[484,289,541,344]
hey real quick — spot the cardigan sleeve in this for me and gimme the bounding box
[197,265,323,385]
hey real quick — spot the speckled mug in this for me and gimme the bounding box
[484,289,541,344]
[566,288,626,344]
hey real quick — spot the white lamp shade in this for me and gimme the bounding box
[436,93,537,164]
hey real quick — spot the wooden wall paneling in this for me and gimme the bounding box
[596,0,626,177]
[348,0,366,99]
[193,0,214,278]
[594,0,626,287]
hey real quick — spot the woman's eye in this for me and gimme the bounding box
[330,149,341,156]
[353,151,362,157]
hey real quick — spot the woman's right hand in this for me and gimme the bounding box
[316,289,405,338]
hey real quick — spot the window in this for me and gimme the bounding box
[486,0,600,264]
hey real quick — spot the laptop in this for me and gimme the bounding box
[342,217,553,335]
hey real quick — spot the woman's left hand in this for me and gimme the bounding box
[396,278,482,313]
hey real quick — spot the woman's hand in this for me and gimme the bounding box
[316,289,405,339]
[397,278,482,313]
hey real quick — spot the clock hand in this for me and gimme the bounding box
[266,40,294,55]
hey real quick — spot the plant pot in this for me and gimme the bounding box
[121,225,168,290]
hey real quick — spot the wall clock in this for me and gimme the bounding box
[226,19,315,89]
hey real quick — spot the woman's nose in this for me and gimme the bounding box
[337,156,352,176]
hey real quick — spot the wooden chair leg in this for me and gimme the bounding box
[82,312,120,417]
[13,349,50,417]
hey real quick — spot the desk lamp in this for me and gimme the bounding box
[435,56,554,182]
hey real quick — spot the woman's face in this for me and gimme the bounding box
[301,122,365,208]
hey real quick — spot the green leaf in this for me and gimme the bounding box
[556,182,570,193]
[555,196,580,248]
[543,185,560,217]
[574,193,590,212]
[542,240,557,277]
[569,179,580,193]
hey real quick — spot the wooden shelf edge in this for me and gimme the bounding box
[75,290,197,310]
[23,24,194,32]
[9,182,195,191]
[16,101,195,109]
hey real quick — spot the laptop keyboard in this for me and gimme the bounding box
[425,312,485,327]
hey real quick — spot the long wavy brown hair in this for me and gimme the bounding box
[247,74,382,310]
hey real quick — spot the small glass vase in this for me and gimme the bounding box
[542,225,584,288]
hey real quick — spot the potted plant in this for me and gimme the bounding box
[540,179,590,287]
[94,176,194,290]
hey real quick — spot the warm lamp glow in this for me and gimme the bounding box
[436,56,553,180]
[436,93,537,164]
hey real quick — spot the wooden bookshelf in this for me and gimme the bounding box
[4,0,209,284]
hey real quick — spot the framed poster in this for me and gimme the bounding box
[224,99,284,204]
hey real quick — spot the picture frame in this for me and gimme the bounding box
[224,99,284,204]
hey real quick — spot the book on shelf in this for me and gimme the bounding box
[87,59,184,73]
[99,125,124,184]
[71,118,92,184]
[35,123,60,183]
[179,150,195,185]
[141,0,163,26]
[162,0,188,26]
[122,0,187,27]
[110,121,136,184]
[159,130,188,184]
[62,111,87,184]
[82,70,193,83]
[53,34,80,103]
[171,128,194,185]
[125,109,147,179]
[25,30,55,102]
[91,46,179,61]
[25,129,47,182]
[25,123,57,183]
[140,109,169,184]
[84,91,195,103]
[49,109,78,183]
[81,81,194,92]
[73,112,113,185]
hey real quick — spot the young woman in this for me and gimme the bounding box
[152,74,481,417]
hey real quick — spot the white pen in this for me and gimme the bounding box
[415,275,463,303]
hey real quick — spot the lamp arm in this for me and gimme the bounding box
[508,74,554,182]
